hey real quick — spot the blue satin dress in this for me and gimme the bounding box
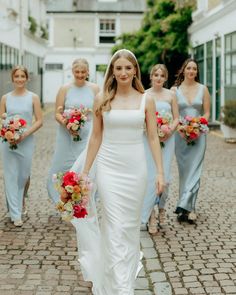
[141,100,175,224]
[47,84,94,203]
[1,91,34,222]
[175,84,206,214]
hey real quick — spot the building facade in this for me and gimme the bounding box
[44,0,146,103]
[0,0,48,103]
[189,0,236,122]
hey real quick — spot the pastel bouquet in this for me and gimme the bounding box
[54,171,92,221]
[59,105,92,141]
[0,113,27,150]
[178,115,209,145]
[156,110,173,148]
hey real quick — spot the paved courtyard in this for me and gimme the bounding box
[0,109,235,295]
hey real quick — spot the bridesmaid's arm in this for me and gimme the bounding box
[17,94,43,143]
[203,85,211,121]
[145,95,165,194]
[55,85,68,126]
[0,95,7,115]
[170,93,179,132]
[82,94,103,175]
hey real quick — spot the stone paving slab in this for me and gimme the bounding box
[0,110,236,295]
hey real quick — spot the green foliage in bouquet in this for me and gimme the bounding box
[222,100,236,128]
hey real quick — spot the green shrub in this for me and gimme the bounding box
[28,16,37,35]
[40,25,48,40]
[223,100,236,128]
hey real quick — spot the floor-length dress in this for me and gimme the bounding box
[47,84,94,203]
[71,94,147,295]
[141,100,175,224]
[1,91,34,222]
[175,84,206,213]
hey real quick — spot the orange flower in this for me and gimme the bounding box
[73,185,81,193]
[186,126,194,134]
[5,130,14,141]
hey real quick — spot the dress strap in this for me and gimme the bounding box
[140,93,146,113]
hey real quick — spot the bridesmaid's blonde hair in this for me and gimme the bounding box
[96,49,144,115]
[11,65,29,81]
[150,64,168,80]
[72,58,89,70]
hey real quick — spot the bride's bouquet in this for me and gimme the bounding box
[58,105,92,141]
[156,110,173,148]
[0,113,27,150]
[54,171,92,221]
[178,115,209,146]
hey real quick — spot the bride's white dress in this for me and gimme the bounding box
[71,94,147,295]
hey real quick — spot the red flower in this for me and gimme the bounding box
[62,171,77,186]
[69,115,81,123]
[19,119,27,126]
[189,132,198,140]
[200,117,208,125]
[73,204,88,218]
[156,118,163,125]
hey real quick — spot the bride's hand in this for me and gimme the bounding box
[156,174,165,195]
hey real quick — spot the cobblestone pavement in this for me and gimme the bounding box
[0,110,235,295]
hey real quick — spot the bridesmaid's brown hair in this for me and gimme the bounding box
[11,65,29,81]
[174,58,200,87]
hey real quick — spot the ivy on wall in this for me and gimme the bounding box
[112,0,195,87]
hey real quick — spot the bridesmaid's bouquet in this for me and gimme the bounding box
[156,111,173,148]
[58,105,92,141]
[0,113,27,150]
[178,115,209,146]
[54,171,92,221]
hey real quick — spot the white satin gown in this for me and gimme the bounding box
[71,94,147,295]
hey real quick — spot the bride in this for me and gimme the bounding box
[71,49,165,294]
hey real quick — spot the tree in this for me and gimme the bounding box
[112,0,194,87]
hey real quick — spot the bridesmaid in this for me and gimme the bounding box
[0,65,43,226]
[141,64,179,234]
[171,58,210,223]
[47,58,99,203]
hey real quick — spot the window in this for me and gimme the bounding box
[99,19,116,44]
[206,41,213,95]
[45,63,63,71]
[194,44,204,83]
[0,43,19,70]
[224,31,236,100]
[225,32,236,86]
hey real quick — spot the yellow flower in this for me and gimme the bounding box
[72,193,81,201]
[56,201,65,212]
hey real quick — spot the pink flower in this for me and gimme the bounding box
[185,115,193,122]
[160,124,171,134]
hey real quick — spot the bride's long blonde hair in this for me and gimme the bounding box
[96,49,144,115]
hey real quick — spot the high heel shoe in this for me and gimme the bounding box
[187,211,197,224]
[159,208,165,224]
[148,210,158,234]
[177,212,188,223]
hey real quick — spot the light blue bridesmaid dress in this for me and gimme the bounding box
[47,84,94,203]
[141,100,175,224]
[175,84,206,214]
[1,91,34,222]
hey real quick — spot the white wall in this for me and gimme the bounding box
[189,1,236,45]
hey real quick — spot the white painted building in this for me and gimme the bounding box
[44,0,146,103]
[0,0,48,102]
[189,0,236,121]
